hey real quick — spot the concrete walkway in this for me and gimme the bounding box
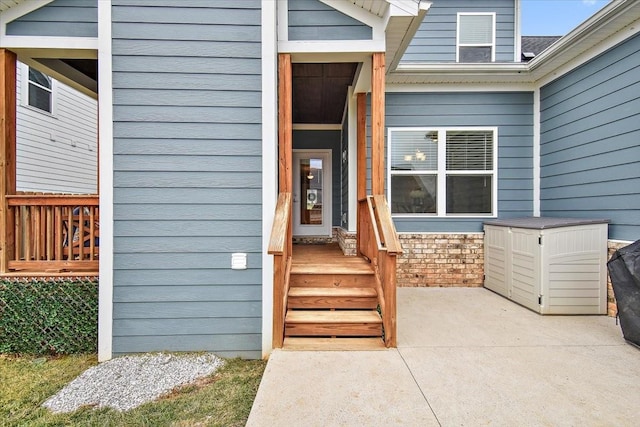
[247,288,640,426]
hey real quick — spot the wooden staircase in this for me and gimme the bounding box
[282,243,386,350]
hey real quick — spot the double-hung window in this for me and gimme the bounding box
[27,67,53,113]
[457,13,495,62]
[388,128,497,217]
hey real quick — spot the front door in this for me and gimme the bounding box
[292,150,332,236]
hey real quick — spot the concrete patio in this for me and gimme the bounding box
[247,287,640,426]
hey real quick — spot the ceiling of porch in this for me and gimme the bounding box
[293,62,359,125]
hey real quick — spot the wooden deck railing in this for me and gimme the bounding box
[267,192,292,348]
[4,193,99,274]
[358,194,402,347]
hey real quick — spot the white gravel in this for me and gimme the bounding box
[43,353,224,413]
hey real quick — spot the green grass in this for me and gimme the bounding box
[0,354,266,427]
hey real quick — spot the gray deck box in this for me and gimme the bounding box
[484,217,609,314]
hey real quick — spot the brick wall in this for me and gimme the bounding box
[335,227,357,256]
[334,228,622,318]
[397,233,484,287]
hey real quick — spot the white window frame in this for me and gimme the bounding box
[387,127,498,218]
[456,12,496,63]
[20,63,56,116]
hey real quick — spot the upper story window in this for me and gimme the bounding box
[27,67,53,113]
[457,13,496,63]
[388,128,497,217]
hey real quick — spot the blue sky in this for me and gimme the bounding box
[521,0,612,35]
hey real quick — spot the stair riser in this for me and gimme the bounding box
[285,323,383,337]
[288,297,378,309]
[290,274,376,288]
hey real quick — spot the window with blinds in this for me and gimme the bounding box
[27,67,53,113]
[457,13,495,63]
[388,128,496,217]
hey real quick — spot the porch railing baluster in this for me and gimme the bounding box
[4,193,99,275]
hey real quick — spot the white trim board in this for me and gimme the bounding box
[347,86,358,233]
[279,39,385,54]
[533,88,541,217]
[261,0,278,359]
[386,82,536,92]
[97,0,114,362]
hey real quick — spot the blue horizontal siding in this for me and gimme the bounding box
[382,92,534,233]
[288,0,372,41]
[402,0,515,63]
[111,0,262,358]
[540,33,640,241]
[6,0,97,37]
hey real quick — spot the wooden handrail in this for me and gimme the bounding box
[4,193,99,275]
[7,194,99,206]
[268,192,292,348]
[371,195,402,254]
[358,195,402,347]
[268,192,291,255]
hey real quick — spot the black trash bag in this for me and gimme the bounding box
[607,239,640,348]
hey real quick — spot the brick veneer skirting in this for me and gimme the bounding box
[334,228,622,317]
[397,233,484,287]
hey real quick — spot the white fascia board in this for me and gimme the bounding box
[534,19,640,87]
[529,0,640,85]
[97,0,113,363]
[320,0,385,40]
[261,0,278,359]
[279,39,385,54]
[390,63,533,85]
[387,0,429,16]
[386,82,535,92]
[386,7,430,73]
[395,62,529,74]
[1,35,98,50]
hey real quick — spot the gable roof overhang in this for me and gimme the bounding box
[282,1,431,73]
[388,0,640,88]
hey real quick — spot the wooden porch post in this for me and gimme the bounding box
[0,49,17,274]
[278,53,292,255]
[273,53,293,348]
[278,53,293,195]
[371,52,385,196]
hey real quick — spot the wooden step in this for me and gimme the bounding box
[291,262,374,275]
[288,287,378,309]
[283,337,387,351]
[285,310,382,337]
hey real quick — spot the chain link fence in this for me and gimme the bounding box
[0,278,98,355]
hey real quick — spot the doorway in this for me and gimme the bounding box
[292,149,332,236]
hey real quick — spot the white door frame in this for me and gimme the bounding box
[292,149,332,237]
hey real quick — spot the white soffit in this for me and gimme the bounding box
[0,0,26,13]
